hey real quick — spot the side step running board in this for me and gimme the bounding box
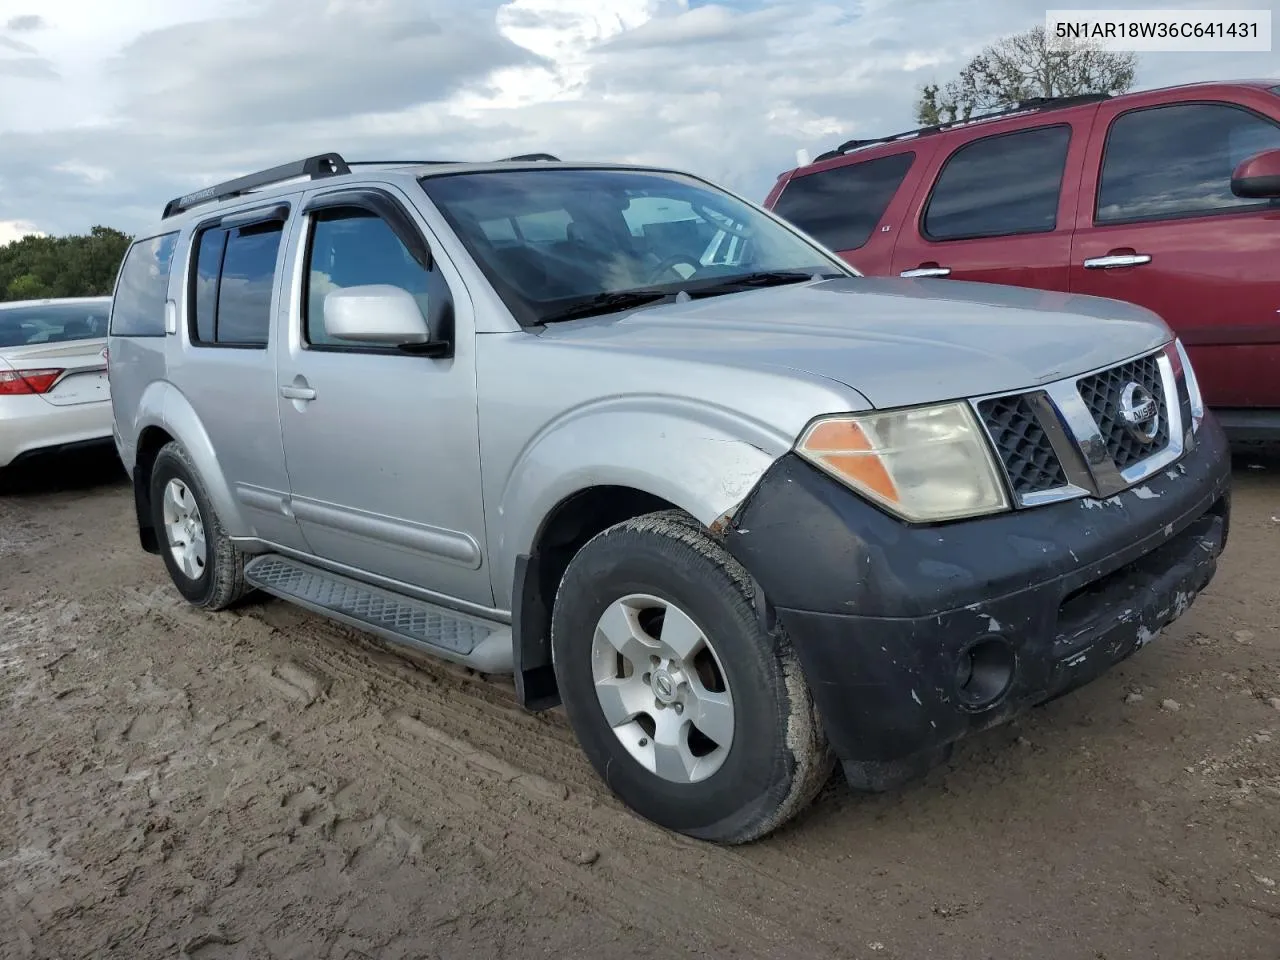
[243,554,513,674]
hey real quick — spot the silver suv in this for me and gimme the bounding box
[108,152,1231,843]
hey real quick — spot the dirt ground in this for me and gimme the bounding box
[1,449,1278,960]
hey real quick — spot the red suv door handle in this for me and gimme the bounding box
[900,264,951,278]
[1083,252,1151,269]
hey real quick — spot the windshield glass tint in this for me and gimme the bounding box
[420,168,843,324]
[0,302,110,348]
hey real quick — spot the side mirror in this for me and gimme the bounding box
[1231,147,1280,200]
[322,284,450,357]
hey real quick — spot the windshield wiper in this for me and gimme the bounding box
[538,290,675,324]
[692,270,842,294]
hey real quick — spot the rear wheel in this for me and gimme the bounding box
[149,441,250,610]
[551,510,833,843]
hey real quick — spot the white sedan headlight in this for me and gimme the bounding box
[795,403,1010,523]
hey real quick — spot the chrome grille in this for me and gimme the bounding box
[1076,353,1169,471]
[973,347,1184,509]
[977,394,1068,497]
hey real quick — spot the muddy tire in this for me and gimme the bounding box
[149,441,251,611]
[551,509,834,844]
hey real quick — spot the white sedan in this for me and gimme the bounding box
[0,297,114,471]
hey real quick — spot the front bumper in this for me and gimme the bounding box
[0,394,114,469]
[724,415,1232,790]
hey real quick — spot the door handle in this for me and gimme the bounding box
[1083,253,1151,269]
[280,384,316,401]
[900,265,951,278]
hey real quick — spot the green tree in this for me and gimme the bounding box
[6,273,48,300]
[916,25,1138,125]
[0,225,133,301]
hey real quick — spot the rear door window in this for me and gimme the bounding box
[1,301,112,347]
[189,219,285,347]
[109,232,178,337]
[1096,102,1280,224]
[923,125,1072,240]
[772,152,915,251]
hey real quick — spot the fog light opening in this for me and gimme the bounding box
[954,636,1015,710]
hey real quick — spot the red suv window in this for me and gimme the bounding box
[772,152,914,251]
[923,125,1072,241]
[1097,102,1280,224]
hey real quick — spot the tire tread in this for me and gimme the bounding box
[151,441,250,611]
[553,508,834,844]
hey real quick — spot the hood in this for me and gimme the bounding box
[536,277,1172,409]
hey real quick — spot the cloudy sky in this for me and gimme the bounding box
[0,0,1275,243]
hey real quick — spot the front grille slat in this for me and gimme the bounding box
[1076,354,1169,472]
[978,393,1068,498]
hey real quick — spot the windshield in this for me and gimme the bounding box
[0,302,110,348]
[419,168,849,325]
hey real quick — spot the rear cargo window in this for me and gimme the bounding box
[1,301,110,348]
[1097,102,1280,224]
[924,124,1071,240]
[109,232,178,337]
[772,152,915,251]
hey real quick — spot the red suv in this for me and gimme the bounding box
[764,80,1280,442]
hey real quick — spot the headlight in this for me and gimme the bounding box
[795,403,1010,523]
[1172,338,1204,433]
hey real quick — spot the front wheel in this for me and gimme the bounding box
[149,441,251,610]
[551,511,833,844]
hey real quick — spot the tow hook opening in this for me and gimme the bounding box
[954,636,1015,710]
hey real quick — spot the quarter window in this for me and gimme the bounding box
[109,232,179,337]
[304,209,452,349]
[924,125,1071,240]
[1097,102,1280,224]
[772,152,915,251]
[189,218,284,347]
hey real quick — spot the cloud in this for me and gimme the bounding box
[0,58,58,79]
[0,28,58,80]
[0,220,45,245]
[0,0,1274,238]
[5,14,46,32]
[602,3,789,49]
[0,34,37,53]
[109,0,537,129]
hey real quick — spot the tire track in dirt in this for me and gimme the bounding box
[229,594,909,946]
[101,583,863,956]
[232,614,869,955]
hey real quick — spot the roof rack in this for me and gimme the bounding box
[161,151,564,219]
[810,94,1110,163]
[162,153,349,219]
[345,160,461,168]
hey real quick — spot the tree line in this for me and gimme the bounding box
[916,25,1137,125]
[0,226,132,302]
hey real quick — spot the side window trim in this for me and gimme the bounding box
[920,122,1073,243]
[187,203,291,350]
[1093,99,1280,227]
[299,191,447,357]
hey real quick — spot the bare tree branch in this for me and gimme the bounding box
[916,26,1137,126]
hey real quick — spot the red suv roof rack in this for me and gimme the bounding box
[811,94,1111,163]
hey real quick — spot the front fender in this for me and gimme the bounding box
[490,395,792,609]
[134,380,249,537]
